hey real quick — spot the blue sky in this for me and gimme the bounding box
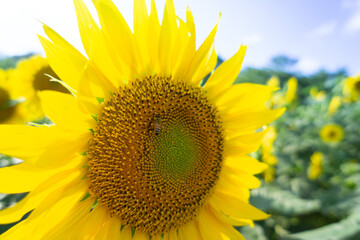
[0,0,359,75]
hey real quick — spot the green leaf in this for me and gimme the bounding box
[284,207,360,240]
[251,185,321,216]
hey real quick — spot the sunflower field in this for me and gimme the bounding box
[1,51,359,239]
[235,63,360,240]
[0,0,359,239]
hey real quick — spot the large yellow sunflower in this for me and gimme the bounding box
[0,0,284,239]
[0,69,25,124]
[12,55,69,121]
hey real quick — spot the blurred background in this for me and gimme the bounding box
[0,0,360,239]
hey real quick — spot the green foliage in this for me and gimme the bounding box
[237,57,360,239]
[0,53,34,70]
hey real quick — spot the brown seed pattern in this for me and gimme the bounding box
[87,75,223,235]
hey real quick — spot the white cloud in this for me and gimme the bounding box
[295,57,322,74]
[310,22,337,37]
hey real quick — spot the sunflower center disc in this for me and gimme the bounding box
[0,87,15,122]
[87,75,224,235]
[355,81,360,91]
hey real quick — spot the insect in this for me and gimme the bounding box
[154,115,163,135]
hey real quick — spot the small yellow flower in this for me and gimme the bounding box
[308,152,323,180]
[343,74,360,102]
[328,96,342,115]
[285,77,297,104]
[267,76,280,88]
[262,126,277,152]
[12,55,69,121]
[264,165,276,182]
[314,91,326,101]
[320,124,344,143]
[261,126,278,182]
[309,86,318,98]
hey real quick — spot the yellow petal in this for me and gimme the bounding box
[225,131,265,156]
[186,6,196,46]
[133,0,150,74]
[198,206,245,240]
[35,130,90,167]
[38,35,86,92]
[0,160,78,194]
[223,108,285,137]
[205,45,247,98]
[221,166,261,189]
[77,60,116,99]
[69,205,110,239]
[39,91,94,130]
[77,94,102,116]
[178,221,202,240]
[170,19,192,76]
[163,230,178,240]
[0,167,82,224]
[0,125,59,164]
[158,0,177,75]
[0,163,47,193]
[224,156,268,175]
[42,24,86,92]
[190,45,217,86]
[209,204,253,227]
[185,14,220,84]
[173,7,196,80]
[215,173,250,201]
[147,0,161,73]
[102,216,122,240]
[93,0,136,79]
[74,0,123,88]
[214,83,277,113]
[209,191,269,220]
[42,197,95,240]
[197,209,222,240]
[0,176,88,239]
[73,0,98,56]
[0,124,90,167]
[119,226,133,240]
[133,230,151,240]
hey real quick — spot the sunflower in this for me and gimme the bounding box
[307,152,323,180]
[327,96,341,115]
[12,55,69,121]
[285,77,297,104]
[266,76,280,88]
[0,69,25,124]
[309,86,318,98]
[0,0,284,239]
[261,126,278,182]
[343,74,360,102]
[266,77,283,109]
[320,124,344,144]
